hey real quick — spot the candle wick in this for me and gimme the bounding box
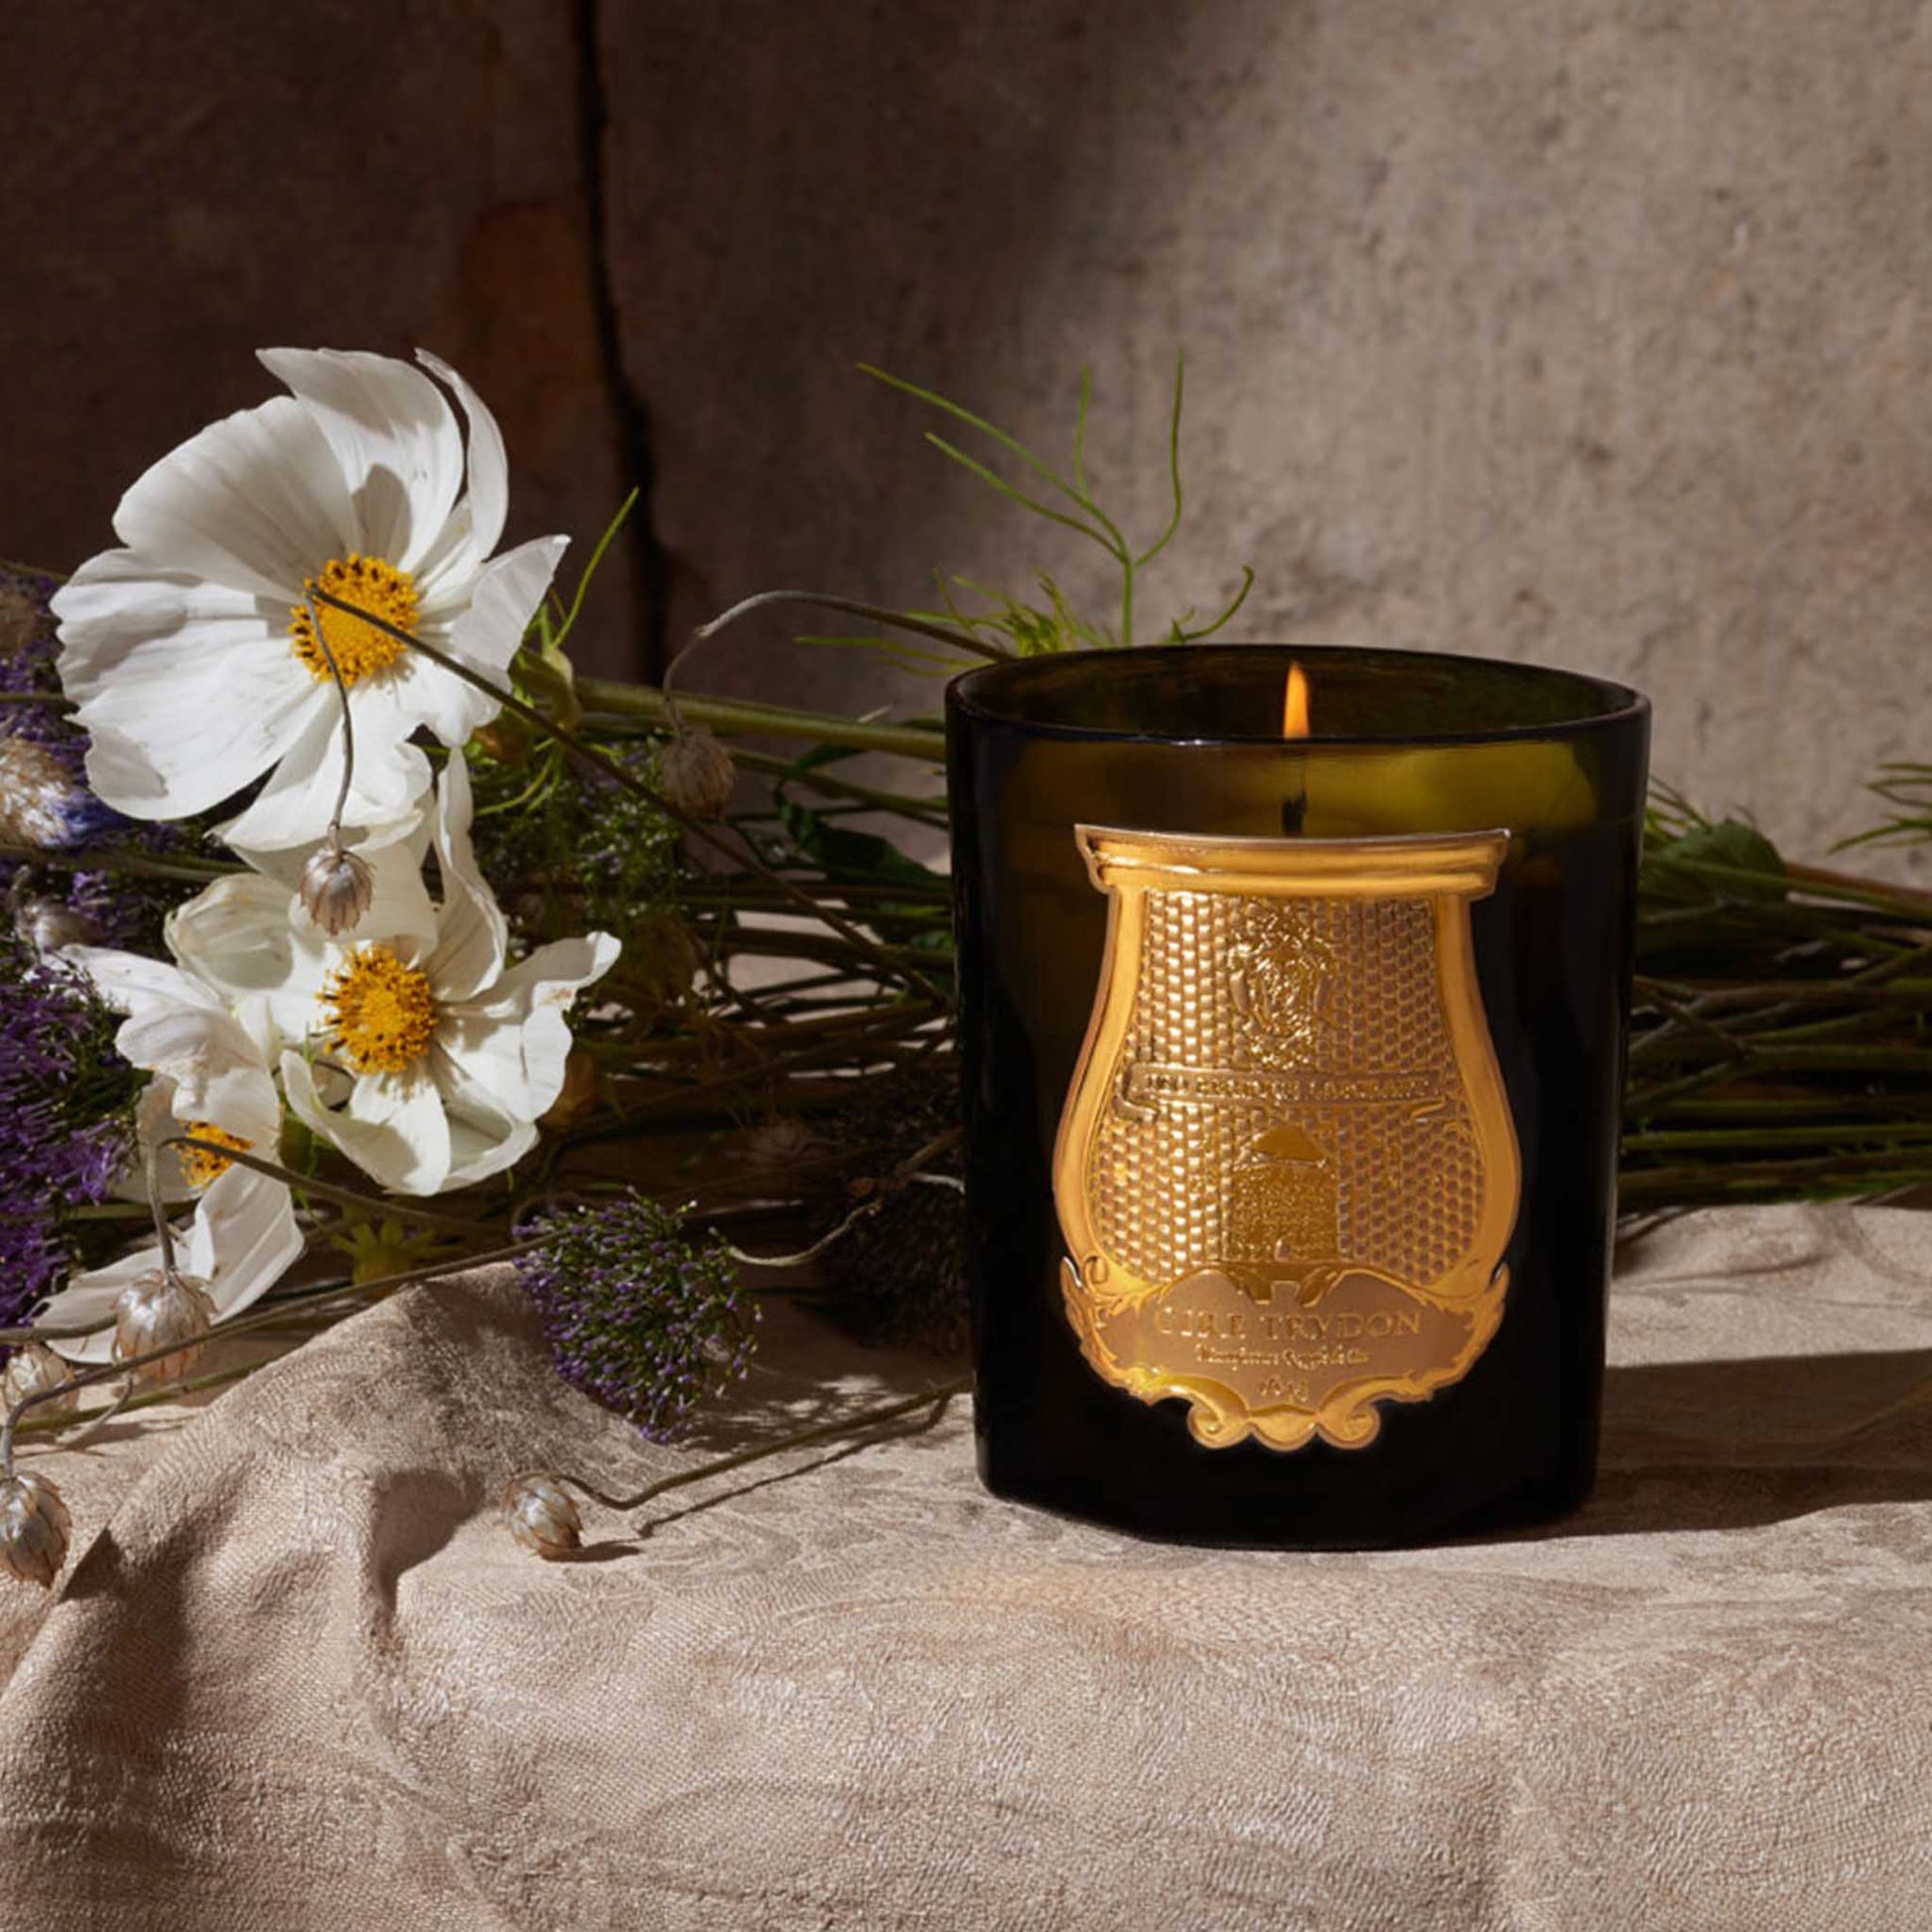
[1280,793,1307,835]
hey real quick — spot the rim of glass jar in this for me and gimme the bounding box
[947,642,1649,749]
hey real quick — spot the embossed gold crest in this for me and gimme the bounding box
[1053,827,1520,1451]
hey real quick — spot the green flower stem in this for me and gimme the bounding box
[692,926,949,971]
[1624,1120,1932,1153]
[563,1028,942,1149]
[0,841,239,883]
[604,997,942,1067]
[164,1136,488,1235]
[1782,861,1932,918]
[1660,1096,1932,1120]
[548,1375,972,1517]
[573,675,947,763]
[301,588,358,842]
[729,747,947,822]
[0,691,73,709]
[1624,1042,1932,1072]
[676,879,949,906]
[720,1197,885,1269]
[1618,1158,1932,1204]
[307,585,937,997]
[11,1358,264,1436]
[689,589,1007,662]
[1637,979,1932,1012]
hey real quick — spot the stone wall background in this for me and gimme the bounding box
[6,0,1932,864]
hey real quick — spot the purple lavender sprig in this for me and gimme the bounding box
[0,932,143,1328]
[514,1191,758,1442]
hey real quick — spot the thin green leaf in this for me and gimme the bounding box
[920,432,1124,555]
[549,487,639,653]
[1135,350,1187,570]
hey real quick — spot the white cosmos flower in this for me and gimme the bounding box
[170,757,619,1196]
[36,951,303,1365]
[51,347,566,852]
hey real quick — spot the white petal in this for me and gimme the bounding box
[215,698,432,851]
[167,871,328,1053]
[439,931,620,1120]
[394,651,496,749]
[281,1054,453,1194]
[427,1031,539,1188]
[121,1012,280,1144]
[42,1169,302,1365]
[228,798,428,892]
[62,948,279,1146]
[259,347,465,572]
[133,1078,196,1203]
[192,1166,304,1320]
[439,535,567,679]
[112,395,357,601]
[161,1049,282,1153]
[61,946,221,1021]
[55,552,318,820]
[53,551,285,700]
[445,1104,537,1190]
[425,757,507,1001]
[38,1243,160,1365]
[416,349,509,561]
[399,536,567,754]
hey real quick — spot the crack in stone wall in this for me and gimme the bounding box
[570,0,670,679]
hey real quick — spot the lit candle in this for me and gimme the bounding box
[947,644,1650,1547]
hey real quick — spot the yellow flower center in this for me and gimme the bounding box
[288,555,420,686]
[323,944,441,1076]
[179,1120,252,1189]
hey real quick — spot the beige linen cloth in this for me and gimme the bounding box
[2,1202,1930,1930]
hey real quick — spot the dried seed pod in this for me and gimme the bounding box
[1,1342,78,1421]
[12,896,98,956]
[654,728,736,820]
[299,838,375,937]
[0,738,101,850]
[112,1268,215,1386]
[0,1470,72,1589]
[624,911,698,1015]
[502,1474,583,1560]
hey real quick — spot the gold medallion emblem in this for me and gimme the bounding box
[1052,826,1520,1451]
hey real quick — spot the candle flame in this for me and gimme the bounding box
[1282,661,1311,740]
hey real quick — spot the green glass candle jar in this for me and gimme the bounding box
[946,644,1650,1547]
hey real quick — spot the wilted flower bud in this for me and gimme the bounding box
[0,738,114,850]
[471,717,531,765]
[502,1473,583,1560]
[1,1342,78,1421]
[113,1268,216,1385]
[299,837,374,937]
[538,1047,601,1131]
[12,895,99,957]
[655,727,736,819]
[0,1470,72,1589]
